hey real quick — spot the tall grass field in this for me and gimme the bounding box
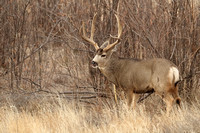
[0,97,199,133]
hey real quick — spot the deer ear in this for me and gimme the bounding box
[101,40,119,52]
[100,40,109,49]
[111,43,120,52]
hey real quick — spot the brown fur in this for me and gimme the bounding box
[96,54,181,114]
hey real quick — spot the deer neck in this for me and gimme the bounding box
[98,56,121,85]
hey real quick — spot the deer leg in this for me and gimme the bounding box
[173,85,181,106]
[163,85,181,115]
[132,94,140,109]
[163,93,174,115]
[127,90,139,110]
[127,89,133,108]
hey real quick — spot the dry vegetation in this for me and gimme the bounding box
[0,99,200,133]
[0,0,199,132]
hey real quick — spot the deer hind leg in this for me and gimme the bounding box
[163,86,181,115]
[174,84,181,106]
[163,93,174,115]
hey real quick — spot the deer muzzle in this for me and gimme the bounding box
[91,61,98,68]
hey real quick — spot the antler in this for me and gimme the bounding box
[81,13,99,50]
[103,14,122,52]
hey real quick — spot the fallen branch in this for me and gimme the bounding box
[37,89,108,96]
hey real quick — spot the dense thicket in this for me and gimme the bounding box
[0,0,199,102]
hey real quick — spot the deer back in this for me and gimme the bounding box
[100,57,179,93]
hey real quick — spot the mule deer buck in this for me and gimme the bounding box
[81,13,181,114]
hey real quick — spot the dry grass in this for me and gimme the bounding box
[0,98,199,133]
[0,0,199,133]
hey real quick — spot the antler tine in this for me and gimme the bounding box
[103,14,122,52]
[81,13,99,50]
[115,14,122,38]
[90,13,97,40]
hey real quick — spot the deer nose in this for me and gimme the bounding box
[91,61,98,67]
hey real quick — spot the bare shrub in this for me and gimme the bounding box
[0,0,199,107]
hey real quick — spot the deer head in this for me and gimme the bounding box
[81,13,122,69]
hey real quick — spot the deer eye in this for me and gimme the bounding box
[101,54,106,58]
